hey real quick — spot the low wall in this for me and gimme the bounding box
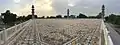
[0,20,31,45]
[102,20,113,45]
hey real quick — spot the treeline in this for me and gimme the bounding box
[16,13,101,21]
[17,15,37,22]
[1,10,104,25]
[105,14,120,25]
[38,13,102,19]
[0,10,35,25]
[1,10,17,25]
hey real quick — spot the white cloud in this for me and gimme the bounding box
[12,0,56,16]
[1,0,120,16]
[68,3,74,7]
[83,7,88,9]
[13,0,20,3]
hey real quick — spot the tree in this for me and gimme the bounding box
[105,14,120,25]
[96,12,102,19]
[115,16,120,25]
[77,13,87,18]
[49,16,56,18]
[69,15,76,18]
[88,16,97,18]
[105,16,109,21]
[56,15,62,18]
[26,15,32,20]
[107,14,117,23]
[17,16,23,21]
[64,15,67,18]
[41,16,45,18]
[25,15,38,20]
[46,16,50,19]
[34,15,38,18]
[1,10,17,24]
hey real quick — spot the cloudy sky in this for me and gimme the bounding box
[0,0,120,16]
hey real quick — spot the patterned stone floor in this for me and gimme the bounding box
[6,19,102,45]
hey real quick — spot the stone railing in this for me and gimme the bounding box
[101,20,113,45]
[0,20,31,45]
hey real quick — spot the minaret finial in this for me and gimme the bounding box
[32,5,34,8]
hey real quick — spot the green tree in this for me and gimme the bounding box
[1,10,17,24]
[25,15,38,20]
[69,15,76,18]
[56,15,62,18]
[107,14,117,24]
[77,13,87,18]
[64,15,67,18]
[96,12,102,19]
[105,14,120,25]
[114,16,120,25]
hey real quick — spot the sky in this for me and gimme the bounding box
[0,0,120,17]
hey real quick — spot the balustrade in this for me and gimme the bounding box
[0,20,31,45]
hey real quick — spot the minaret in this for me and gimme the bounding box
[102,5,105,19]
[32,5,35,19]
[67,9,69,18]
[32,5,37,44]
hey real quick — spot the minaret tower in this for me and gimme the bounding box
[32,5,35,19]
[102,5,105,19]
[67,9,69,18]
[31,5,37,45]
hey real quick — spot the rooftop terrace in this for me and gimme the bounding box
[0,19,103,45]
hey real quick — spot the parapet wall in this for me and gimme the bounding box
[0,19,31,45]
[102,20,113,45]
